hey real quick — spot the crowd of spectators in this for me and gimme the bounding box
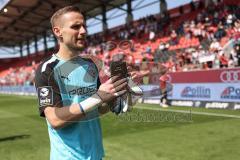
[153,1,240,72]
[0,61,37,86]
[85,0,240,73]
[0,0,240,86]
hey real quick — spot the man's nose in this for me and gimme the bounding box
[80,26,86,35]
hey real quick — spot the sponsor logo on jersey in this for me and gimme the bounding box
[37,86,53,106]
[68,84,97,97]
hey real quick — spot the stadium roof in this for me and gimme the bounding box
[0,0,127,47]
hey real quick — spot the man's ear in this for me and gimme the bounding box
[52,26,62,39]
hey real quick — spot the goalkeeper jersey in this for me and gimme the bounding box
[34,54,104,160]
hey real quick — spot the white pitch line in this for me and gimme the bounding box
[136,106,240,119]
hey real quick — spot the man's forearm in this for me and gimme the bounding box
[44,103,84,129]
[45,93,103,129]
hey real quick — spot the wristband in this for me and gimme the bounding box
[79,103,85,115]
[79,93,102,113]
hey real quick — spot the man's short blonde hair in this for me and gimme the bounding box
[50,6,82,28]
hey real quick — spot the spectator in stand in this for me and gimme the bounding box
[193,0,202,9]
[236,6,240,19]
[226,13,235,28]
[206,25,216,41]
[190,20,196,29]
[213,53,220,68]
[209,38,221,52]
[202,62,210,70]
[151,63,159,73]
[196,11,204,23]
[204,16,211,27]
[149,30,156,41]
[158,42,169,58]
[146,45,152,54]
[228,54,235,68]
[235,43,240,66]
[137,20,145,38]
[230,47,239,67]
[191,48,199,65]
[124,30,129,40]
[164,57,175,72]
[192,22,202,40]
[215,23,226,40]
[198,45,207,56]
[158,42,165,51]
[130,25,136,38]
[219,53,229,68]
[169,30,178,45]
[177,22,185,35]
[183,22,192,40]
[212,11,220,25]
[233,20,240,33]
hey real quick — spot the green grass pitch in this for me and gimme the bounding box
[0,94,240,160]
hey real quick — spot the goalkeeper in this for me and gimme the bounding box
[34,6,130,160]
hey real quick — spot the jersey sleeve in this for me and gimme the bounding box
[34,60,63,117]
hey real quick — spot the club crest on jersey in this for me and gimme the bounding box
[37,86,53,106]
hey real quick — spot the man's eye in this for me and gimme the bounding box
[72,25,82,29]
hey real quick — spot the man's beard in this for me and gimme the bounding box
[70,43,85,52]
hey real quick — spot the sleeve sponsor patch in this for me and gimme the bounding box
[37,86,53,107]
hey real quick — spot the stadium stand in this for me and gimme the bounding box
[0,0,239,86]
